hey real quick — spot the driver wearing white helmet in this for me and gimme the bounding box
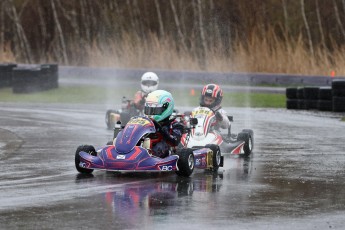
[132,72,159,111]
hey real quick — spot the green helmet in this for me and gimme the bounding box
[144,90,175,122]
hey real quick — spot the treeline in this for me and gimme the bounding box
[1,0,345,73]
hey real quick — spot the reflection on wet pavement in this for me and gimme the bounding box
[0,104,345,229]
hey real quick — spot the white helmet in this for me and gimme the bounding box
[141,72,159,93]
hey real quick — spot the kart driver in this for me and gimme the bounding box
[200,83,231,130]
[144,90,184,158]
[132,72,159,111]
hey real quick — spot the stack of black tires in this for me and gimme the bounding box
[0,63,58,93]
[332,80,345,112]
[0,63,17,88]
[286,79,345,112]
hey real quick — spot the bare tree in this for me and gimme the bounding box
[315,0,326,49]
[132,0,144,38]
[50,0,68,64]
[17,0,30,19]
[342,0,345,22]
[87,1,99,42]
[126,0,137,32]
[197,0,207,69]
[169,0,187,51]
[154,0,165,37]
[333,0,345,39]
[36,1,47,60]
[56,1,80,40]
[80,0,91,44]
[281,0,289,38]
[301,0,314,57]
[5,0,32,63]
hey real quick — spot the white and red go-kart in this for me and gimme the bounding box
[181,107,254,157]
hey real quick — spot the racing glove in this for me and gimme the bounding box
[161,126,170,137]
[161,126,180,146]
[215,111,223,121]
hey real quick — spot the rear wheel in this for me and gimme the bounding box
[242,129,254,149]
[237,130,254,157]
[205,144,221,172]
[75,145,97,174]
[176,149,194,177]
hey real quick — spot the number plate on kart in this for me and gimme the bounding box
[192,108,212,117]
[128,117,150,126]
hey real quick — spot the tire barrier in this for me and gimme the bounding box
[303,86,319,110]
[286,87,298,109]
[332,80,345,112]
[286,79,345,112]
[0,63,17,88]
[41,64,59,90]
[318,87,333,111]
[0,63,59,94]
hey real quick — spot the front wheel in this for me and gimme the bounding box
[75,145,97,174]
[175,149,195,177]
[105,110,118,130]
[205,144,222,172]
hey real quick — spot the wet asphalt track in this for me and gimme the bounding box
[0,102,345,230]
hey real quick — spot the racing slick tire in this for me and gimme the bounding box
[237,130,254,157]
[175,149,195,177]
[75,145,97,174]
[205,144,222,172]
[242,129,254,148]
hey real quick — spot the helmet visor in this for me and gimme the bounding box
[144,102,168,115]
[144,106,166,115]
[142,80,158,86]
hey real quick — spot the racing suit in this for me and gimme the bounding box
[132,90,147,111]
[213,108,231,130]
[149,117,184,158]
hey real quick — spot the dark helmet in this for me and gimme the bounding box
[200,84,223,110]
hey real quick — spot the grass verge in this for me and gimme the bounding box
[0,86,286,108]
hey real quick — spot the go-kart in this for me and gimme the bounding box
[181,107,254,157]
[105,96,142,129]
[75,115,223,177]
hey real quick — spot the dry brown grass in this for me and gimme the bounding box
[1,32,344,77]
[86,32,344,77]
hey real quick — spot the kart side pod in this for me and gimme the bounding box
[192,146,223,170]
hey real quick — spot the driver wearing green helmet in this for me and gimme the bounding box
[144,90,184,158]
